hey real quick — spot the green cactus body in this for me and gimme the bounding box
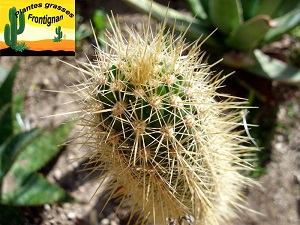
[4,7,25,49]
[54,26,63,42]
[66,15,256,225]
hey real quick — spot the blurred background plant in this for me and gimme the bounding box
[75,14,92,49]
[75,9,108,50]
[123,0,300,83]
[92,9,109,46]
[0,60,75,224]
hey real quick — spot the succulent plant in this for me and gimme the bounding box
[0,60,75,224]
[123,0,300,83]
[75,14,92,48]
[64,14,256,225]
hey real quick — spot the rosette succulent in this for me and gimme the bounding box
[123,0,300,82]
[64,14,256,225]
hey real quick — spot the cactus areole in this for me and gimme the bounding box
[65,14,257,225]
[4,7,25,49]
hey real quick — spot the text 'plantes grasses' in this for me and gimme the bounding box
[63,14,257,225]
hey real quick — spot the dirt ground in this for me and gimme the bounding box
[1,1,300,225]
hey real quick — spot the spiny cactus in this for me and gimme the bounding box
[64,14,257,225]
[4,7,25,49]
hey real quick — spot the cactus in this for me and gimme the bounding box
[53,26,63,42]
[64,15,256,225]
[4,7,25,49]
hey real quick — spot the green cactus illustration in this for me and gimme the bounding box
[14,42,28,52]
[53,26,63,42]
[4,7,25,49]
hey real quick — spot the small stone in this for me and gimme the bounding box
[293,172,300,184]
[44,204,51,211]
[277,135,284,142]
[275,142,287,153]
[78,186,85,192]
[113,217,120,224]
[110,220,118,225]
[41,78,50,88]
[53,169,62,180]
[101,218,110,225]
[67,212,76,220]
[72,160,79,168]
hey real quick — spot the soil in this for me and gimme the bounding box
[1,1,299,225]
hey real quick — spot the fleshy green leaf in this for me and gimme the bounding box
[0,60,20,110]
[226,15,272,51]
[262,6,300,44]
[0,66,7,85]
[122,0,220,48]
[199,0,209,15]
[208,0,243,34]
[1,170,75,205]
[0,102,13,150]
[0,60,20,144]
[245,49,300,82]
[0,128,43,181]
[0,104,11,136]
[93,9,106,30]
[240,0,261,20]
[11,122,74,174]
[256,0,283,17]
[186,0,207,20]
[273,0,300,18]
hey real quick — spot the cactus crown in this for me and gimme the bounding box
[65,13,256,225]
